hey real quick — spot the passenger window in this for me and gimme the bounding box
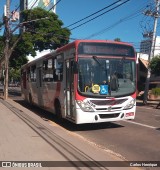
[30,65,36,82]
[53,56,63,81]
[43,59,54,82]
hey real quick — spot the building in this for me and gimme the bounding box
[140,39,151,54]
[140,36,160,57]
[136,53,148,92]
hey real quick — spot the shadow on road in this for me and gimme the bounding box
[13,98,124,132]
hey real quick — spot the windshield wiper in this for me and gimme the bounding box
[92,56,106,70]
[92,56,102,66]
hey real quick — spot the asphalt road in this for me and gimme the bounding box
[5,87,160,163]
[75,107,160,161]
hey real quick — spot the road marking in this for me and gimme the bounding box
[123,120,158,129]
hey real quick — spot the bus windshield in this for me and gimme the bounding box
[78,57,136,97]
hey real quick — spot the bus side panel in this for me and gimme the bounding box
[29,82,39,104]
[41,82,62,113]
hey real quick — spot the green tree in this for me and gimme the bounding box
[1,7,71,68]
[0,7,71,86]
[19,7,71,56]
[149,55,160,76]
[9,68,21,82]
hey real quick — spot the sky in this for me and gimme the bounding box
[0,0,159,52]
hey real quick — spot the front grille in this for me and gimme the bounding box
[96,107,122,111]
[90,99,127,106]
[99,113,120,119]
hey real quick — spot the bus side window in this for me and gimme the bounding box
[43,59,54,82]
[53,58,63,81]
[30,65,36,82]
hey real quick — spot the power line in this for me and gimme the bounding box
[30,0,39,10]
[66,0,125,28]
[84,4,147,39]
[49,0,61,12]
[85,14,141,39]
[69,0,130,31]
[27,0,35,8]
[33,0,51,10]
[68,1,154,42]
[29,0,60,13]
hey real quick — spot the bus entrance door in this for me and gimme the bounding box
[65,59,75,120]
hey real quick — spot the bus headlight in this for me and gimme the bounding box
[124,99,136,110]
[77,100,94,112]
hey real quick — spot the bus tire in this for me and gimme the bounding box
[55,100,62,120]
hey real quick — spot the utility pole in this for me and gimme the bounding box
[4,0,10,100]
[143,0,160,104]
[2,0,50,100]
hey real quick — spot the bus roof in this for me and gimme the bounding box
[21,39,134,69]
[56,39,133,53]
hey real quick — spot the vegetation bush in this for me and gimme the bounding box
[151,87,160,96]
[149,55,160,76]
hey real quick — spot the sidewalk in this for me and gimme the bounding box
[136,99,160,109]
[0,98,141,170]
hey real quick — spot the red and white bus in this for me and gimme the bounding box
[21,40,137,124]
